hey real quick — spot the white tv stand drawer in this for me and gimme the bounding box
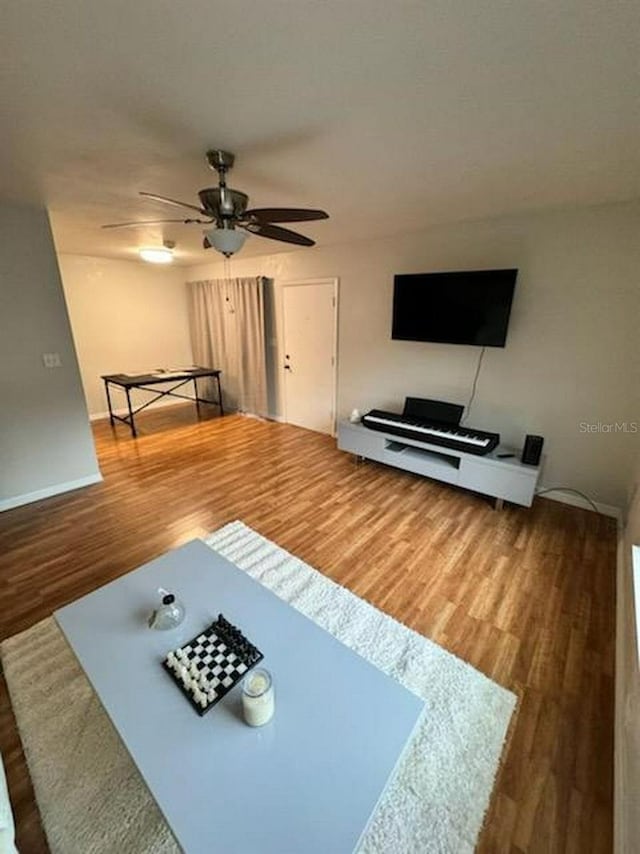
[338,421,541,508]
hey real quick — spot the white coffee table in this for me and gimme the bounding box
[55,539,424,853]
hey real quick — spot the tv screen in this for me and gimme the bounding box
[391,269,517,347]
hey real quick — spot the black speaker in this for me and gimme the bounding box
[521,434,544,466]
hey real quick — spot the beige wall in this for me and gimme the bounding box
[59,255,193,416]
[0,203,100,510]
[616,450,640,852]
[188,201,639,509]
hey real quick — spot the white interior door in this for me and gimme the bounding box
[282,280,337,435]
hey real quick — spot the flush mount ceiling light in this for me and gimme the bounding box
[203,227,247,258]
[138,241,175,264]
[139,247,172,263]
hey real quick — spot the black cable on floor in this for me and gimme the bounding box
[535,487,600,515]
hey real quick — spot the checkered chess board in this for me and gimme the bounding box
[162,614,263,715]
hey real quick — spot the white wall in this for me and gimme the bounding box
[58,255,193,417]
[0,203,101,510]
[188,201,640,508]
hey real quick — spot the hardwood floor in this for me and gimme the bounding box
[0,407,616,852]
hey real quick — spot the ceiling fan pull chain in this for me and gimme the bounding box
[224,258,235,313]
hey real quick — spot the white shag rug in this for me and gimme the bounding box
[1,521,516,854]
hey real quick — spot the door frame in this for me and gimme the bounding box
[280,277,339,436]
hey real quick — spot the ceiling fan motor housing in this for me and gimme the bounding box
[198,187,248,222]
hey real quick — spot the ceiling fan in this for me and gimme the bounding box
[102,149,329,257]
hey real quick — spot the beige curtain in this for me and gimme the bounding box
[187,277,268,416]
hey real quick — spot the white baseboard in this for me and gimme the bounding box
[90,403,282,424]
[537,486,622,521]
[240,411,284,423]
[0,473,103,512]
[89,397,187,422]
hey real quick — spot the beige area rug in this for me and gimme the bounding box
[1,521,516,853]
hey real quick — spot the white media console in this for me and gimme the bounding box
[338,420,541,508]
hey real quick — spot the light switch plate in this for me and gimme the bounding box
[43,353,62,368]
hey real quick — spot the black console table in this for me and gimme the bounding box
[101,367,223,438]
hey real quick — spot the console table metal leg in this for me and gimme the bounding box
[216,374,224,416]
[126,388,137,438]
[193,377,200,415]
[104,381,115,427]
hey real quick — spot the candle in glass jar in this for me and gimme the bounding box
[242,668,274,726]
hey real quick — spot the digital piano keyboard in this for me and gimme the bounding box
[361,409,500,456]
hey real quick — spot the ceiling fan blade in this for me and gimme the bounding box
[140,191,207,215]
[245,222,315,247]
[102,218,208,230]
[244,207,328,223]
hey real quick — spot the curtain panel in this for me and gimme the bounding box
[187,277,268,417]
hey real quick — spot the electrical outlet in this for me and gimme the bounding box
[42,353,62,368]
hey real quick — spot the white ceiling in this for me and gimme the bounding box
[1,1,638,266]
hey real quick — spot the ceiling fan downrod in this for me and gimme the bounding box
[206,149,237,222]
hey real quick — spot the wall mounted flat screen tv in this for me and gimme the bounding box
[392,268,517,347]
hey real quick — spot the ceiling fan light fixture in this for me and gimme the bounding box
[138,246,174,264]
[205,227,247,257]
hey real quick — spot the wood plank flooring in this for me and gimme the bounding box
[0,407,616,852]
